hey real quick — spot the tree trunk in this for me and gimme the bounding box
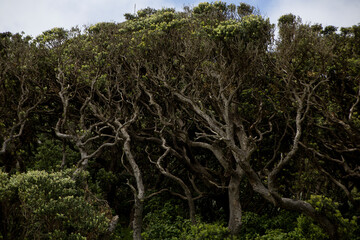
[121,128,145,240]
[229,144,339,239]
[160,170,197,224]
[184,188,197,225]
[132,197,144,240]
[227,168,243,235]
[279,197,338,240]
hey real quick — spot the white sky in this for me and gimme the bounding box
[1,0,359,38]
[264,0,360,28]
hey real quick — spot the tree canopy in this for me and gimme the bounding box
[1,2,360,240]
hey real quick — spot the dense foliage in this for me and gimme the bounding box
[1,2,359,239]
[0,169,112,239]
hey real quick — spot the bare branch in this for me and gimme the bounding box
[348,79,360,121]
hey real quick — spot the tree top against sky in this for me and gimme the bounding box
[1,0,360,38]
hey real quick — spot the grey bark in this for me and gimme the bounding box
[227,167,244,235]
[148,137,197,224]
[121,126,145,240]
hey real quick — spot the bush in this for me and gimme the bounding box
[180,222,232,240]
[31,135,79,171]
[239,196,360,240]
[0,169,113,239]
[239,210,298,238]
[290,214,328,240]
[256,229,293,240]
[307,195,359,240]
[142,201,190,239]
[141,199,232,240]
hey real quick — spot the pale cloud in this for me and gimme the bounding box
[184,0,360,28]
[0,0,183,37]
[1,0,360,38]
[265,0,360,28]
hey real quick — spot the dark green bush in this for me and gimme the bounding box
[179,221,232,240]
[240,210,298,238]
[142,201,189,239]
[141,199,233,240]
[0,169,113,239]
[290,214,328,240]
[304,195,359,240]
[31,135,79,171]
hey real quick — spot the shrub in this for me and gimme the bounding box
[31,135,79,171]
[0,169,113,239]
[180,222,233,240]
[240,210,298,238]
[307,195,359,240]
[290,214,328,240]
[142,201,190,239]
[256,229,293,240]
[141,199,233,240]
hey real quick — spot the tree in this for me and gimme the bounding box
[1,3,359,239]
[120,2,273,235]
[120,3,350,238]
[0,32,43,171]
[51,25,149,239]
[301,24,360,210]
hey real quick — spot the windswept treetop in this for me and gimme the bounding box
[1,2,360,240]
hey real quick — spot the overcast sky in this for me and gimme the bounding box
[1,0,360,38]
